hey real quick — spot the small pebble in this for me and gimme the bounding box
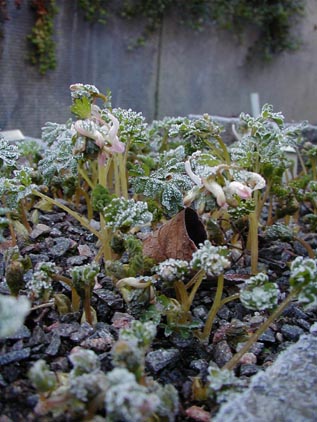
[46,333,61,356]
[30,224,51,239]
[259,328,276,343]
[239,352,257,365]
[0,348,31,366]
[146,348,180,373]
[213,340,233,367]
[280,324,304,342]
[239,364,260,377]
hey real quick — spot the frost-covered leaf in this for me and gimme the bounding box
[38,127,78,185]
[240,273,279,311]
[0,136,20,171]
[190,241,230,276]
[131,156,192,215]
[103,197,152,230]
[0,294,30,338]
[290,257,317,309]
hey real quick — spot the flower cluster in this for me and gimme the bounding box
[184,158,265,210]
[190,240,230,276]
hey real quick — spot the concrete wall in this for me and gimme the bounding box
[0,1,317,137]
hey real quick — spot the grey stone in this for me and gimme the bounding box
[30,224,51,239]
[29,253,50,264]
[28,325,48,346]
[281,324,304,342]
[66,255,87,266]
[4,325,31,340]
[213,340,233,368]
[51,322,81,337]
[146,348,180,373]
[69,322,94,343]
[239,364,260,377]
[214,334,317,422]
[0,348,31,366]
[48,237,74,257]
[259,328,276,343]
[46,333,61,356]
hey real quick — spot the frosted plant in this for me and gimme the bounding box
[28,359,57,393]
[70,263,100,325]
[131,155,192,215]
[240,273,279,311]
[154,258,190,284]
[0,135,20,174]
[190,240,230,277]
[290,256,317,309]
[207,362,242,403]
[69,347,100,376]
[105,368,160,422]
[103,197,152,231]
[26,261,57,301]
[69,83,101,101]
[112,320,157,380]
[0,294,30,337]
[184,158,265,210]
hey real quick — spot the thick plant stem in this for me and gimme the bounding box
[224,290,297,371]
[200,274,224,341]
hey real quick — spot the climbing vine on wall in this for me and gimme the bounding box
[27,0,58,75]
[0,0,307,74]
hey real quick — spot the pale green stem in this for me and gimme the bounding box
[118,153,128,199]
[187,269,206,309]
[98,215,112,261]
[78,165,95,190]
[113,155,121,197]
[200,273,224,341]
[51,274,81,312]
[248,210,259,275]
[224,290,298,371]
[218,292,240,307]
[32,190,101,239]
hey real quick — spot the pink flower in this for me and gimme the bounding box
[226,181,252,199]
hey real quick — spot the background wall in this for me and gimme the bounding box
[0,1,317,137]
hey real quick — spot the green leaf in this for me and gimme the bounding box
[70,97,91,119]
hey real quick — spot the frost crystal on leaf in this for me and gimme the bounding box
[240,273,279,311]
[103,197,152,230]
[105,368,160,422]
[290,257,317,309]
[190,240,230,276]
[155,258,190,283]
[0,295,30,338]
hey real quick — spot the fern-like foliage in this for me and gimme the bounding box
[0,166,38,209]
[131,153,193,215]
[230,104,305,176]
[0,136,20,176]
[38,123,78,186]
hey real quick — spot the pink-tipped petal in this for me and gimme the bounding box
[203,178,227,207]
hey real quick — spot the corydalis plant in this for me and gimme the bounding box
[224,256,317,371]
[183,158,265,210]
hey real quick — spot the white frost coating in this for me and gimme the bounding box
[0,295,30,337]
